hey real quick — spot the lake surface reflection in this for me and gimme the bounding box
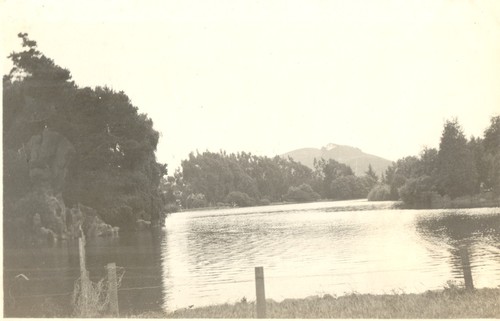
[162,200,500,311]
[4,200,500,316]
[4,231,164,317]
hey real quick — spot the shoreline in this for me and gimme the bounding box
[174,195,500,214]
[133,286,500,318]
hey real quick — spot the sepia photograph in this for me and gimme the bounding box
[2,0,500,318]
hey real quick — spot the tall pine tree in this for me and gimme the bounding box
[436,119,478,198]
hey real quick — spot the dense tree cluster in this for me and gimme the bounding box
[4,34,166,244]
[313,159,377,200]
[168,151,317,207]
[369,117,500,207]
[161,151,378,209]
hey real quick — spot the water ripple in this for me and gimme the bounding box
[163,202,500,310]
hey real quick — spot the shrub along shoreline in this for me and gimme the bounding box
[176,194,500,214]
[133,286,500,318]
[392,191,500,210]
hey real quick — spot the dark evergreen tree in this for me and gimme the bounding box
[436,119,478,198]
[482,116,500,193]
[3,33,166,236]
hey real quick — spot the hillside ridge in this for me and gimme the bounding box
[282,144,392,176]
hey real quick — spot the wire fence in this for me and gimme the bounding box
[5,245,476,318]
[4,264,461,300]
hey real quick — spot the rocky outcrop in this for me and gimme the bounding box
[24,127,118,244]
[24,127,75,242]
[26,127,75,194]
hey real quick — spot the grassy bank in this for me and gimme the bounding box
[389,192,500,210]
[134,286,500,318]
[176,193,500,214]
[427,192,500,209]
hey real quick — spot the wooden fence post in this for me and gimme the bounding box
[107,262,120,317]
[255,266,266,318]
[459,246,474,290]
[79,237,86,275]
[78,236,89,311]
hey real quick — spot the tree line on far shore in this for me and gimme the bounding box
[162,116,500,210]
[161,152,379,209]
[368,116,500,207]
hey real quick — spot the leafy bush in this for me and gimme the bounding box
[186,193,208,208]
[284,184,320,203]
[330,175,368,200]
[368,184,392,201]
[259,198,271,206]
[399,176,436,208]
[225,191,256,207]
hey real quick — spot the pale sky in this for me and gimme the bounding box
[2,0,500,172]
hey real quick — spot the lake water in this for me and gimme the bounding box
[4,200,500,317]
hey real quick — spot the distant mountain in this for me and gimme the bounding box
[282,143,393,176]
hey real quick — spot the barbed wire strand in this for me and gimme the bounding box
[7,264,459,300]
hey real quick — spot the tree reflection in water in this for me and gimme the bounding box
[416,212,500,283]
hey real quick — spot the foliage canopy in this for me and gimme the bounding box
[3,33,166,241]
